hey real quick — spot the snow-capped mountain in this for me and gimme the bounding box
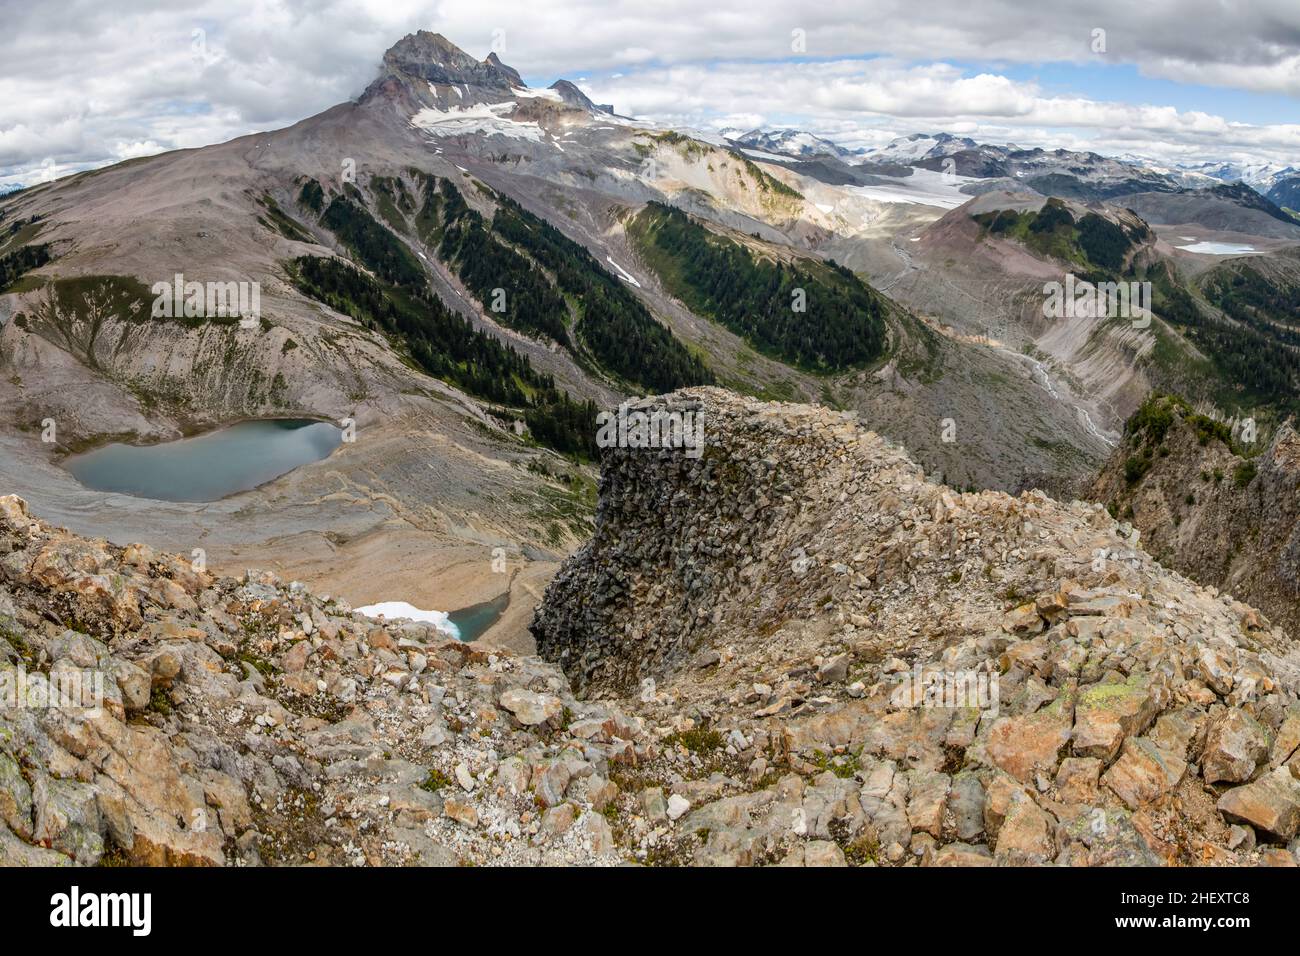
[862,132,983,164]
[1266,174,1300,210]
[1178,160,1298,192]
[808,132,1292,203]
[706,126,1294,209]
[854,135,1177,198]
[723,127,862,160]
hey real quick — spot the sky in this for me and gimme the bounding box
[2,0,1299,188]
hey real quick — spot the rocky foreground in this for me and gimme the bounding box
[0,494,631,866]
[3,388,1300,866]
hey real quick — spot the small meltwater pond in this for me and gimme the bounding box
[64,419,343,502]
[446,590,511,642]
[356,591,511,643]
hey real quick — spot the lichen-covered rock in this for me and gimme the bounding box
[1203,708,1271,785]
[1071,676,1160,763]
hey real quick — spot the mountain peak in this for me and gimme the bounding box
[483,51,524,87]
[375,30,524,93]
[549,79,611,114]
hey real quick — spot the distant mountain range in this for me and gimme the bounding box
[720,127,1300,214]
[722,127,866,161]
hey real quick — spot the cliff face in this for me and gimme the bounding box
[1091,394,1300,637]
[535,389,1300,865]
[533,389,877,693]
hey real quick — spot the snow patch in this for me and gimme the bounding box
[411,103,543,143]
[738,147,799,165]
[512,86,563,102]
[1175,241,1261,255]
[605,257,642,287]
[355,601,460,639]
[848,168,976,209]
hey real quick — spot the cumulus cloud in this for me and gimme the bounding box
[584,59,1300,166]
[1,0,1298,184]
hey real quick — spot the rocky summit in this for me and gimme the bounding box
[534,388,1300,865]
[4,389,1298,867]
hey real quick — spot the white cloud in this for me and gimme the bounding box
[1,0,1298,183]
[584,60,1300,167]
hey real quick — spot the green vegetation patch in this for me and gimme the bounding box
[1146,261,1300,416]
[490,192,712,391]
[258,194,314,243]
[298,178,326,214]
[728,151,804,200]
[628,201,889,373]
[321,194,426,288]
[972,199,1148,276]
[288,255,598,458]
[408,172,710,392]
[0,242,53,293]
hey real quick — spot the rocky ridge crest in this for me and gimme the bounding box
[534,388,1300,865]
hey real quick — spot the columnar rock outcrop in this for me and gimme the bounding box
[534,389,871,691]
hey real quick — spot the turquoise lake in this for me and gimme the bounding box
[64,419,342,502]
[446,590,511,642]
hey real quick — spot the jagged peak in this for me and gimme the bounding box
[382,31,477,71]
[372,30,524,94]
[548,79,611,114]
[484,51,524,88]
[362,30,603,117]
